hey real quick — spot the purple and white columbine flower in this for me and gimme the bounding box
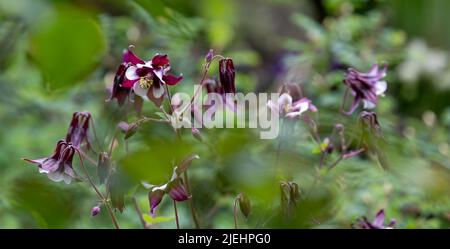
[342,64,387,115]
[267,93,317,119]
[121,47,183,106]
[22,140,77,184]
[354,209,396,229]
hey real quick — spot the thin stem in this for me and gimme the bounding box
[132,196,147,229]
[76,150,120,229]
[234,197,239,229]
[108,129,118,156]
[173,199,180,229]
[183,171,201,228]
[90,118,103,152]
[77,149,97,166]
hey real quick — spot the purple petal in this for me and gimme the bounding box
[373,209,386,227]
[123,48,144,65]
[148,189,165,216]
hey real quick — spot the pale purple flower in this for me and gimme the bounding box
[267,93,317,119]
[354,209,396,229]
[342,64,387,115]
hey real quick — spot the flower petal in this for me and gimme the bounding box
[373,209,386,227]
[375,81,387,96]
[123,48,144,65]
[151,54,170,68]
[152,85,165,99]
[125,66,139,81]
[148,189,165,217]
[278,93,292,108]
[363,99,376,109]
[163,74,183,85]
[167,178,191,201]
[132,83,149,100]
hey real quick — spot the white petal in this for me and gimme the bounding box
[375,81,387,96]
[125,66,139,80]
[133,83,149,100]
[63,174,72,184]
[293,101,309,114]
[47,171,64,182]
[363,100,376,109]
[154,68,164,82]
[278,93,292,107]
[152,85,165,99]
[285,112,302,119]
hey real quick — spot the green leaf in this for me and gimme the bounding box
[142,213,174,225]
[29,5,105,91]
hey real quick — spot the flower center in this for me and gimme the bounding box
[139,77,153,89]
[283,104,290,113]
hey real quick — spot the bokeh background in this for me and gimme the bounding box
[0,0,449,228]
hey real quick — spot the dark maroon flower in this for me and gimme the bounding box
[219,58,236,94]
[108,63,131,106]
[342,64,388,115]
[66,112,92,150]
[91,206,101,216]
[354,209,396,229]
[22,140,76,184]
[145,154,199,216]
[121,47,183,106]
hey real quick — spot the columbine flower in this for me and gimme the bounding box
[342,64,387,115]
[267,93,317,119]
[66,112,92,149]
[219,58,236,94]
[121,47,183,106]
[144,154,199,216]
[22,140,76,184]
[353,209,396,229]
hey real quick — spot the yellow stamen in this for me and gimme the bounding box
[139,77,153,89]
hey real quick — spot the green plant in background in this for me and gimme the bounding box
[0,0,448,229]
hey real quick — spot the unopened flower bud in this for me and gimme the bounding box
[237,193,252,219]
[191,128,203,142]
[118,121,139,140]
[219,58,236,94]
[91,206,101,216]
[205,49,214,63]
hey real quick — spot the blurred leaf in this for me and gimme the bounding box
[29,5,105,90]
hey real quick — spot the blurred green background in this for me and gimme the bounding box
[0,0,449,228]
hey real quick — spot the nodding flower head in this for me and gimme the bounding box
[22,140,77,184]
[342,64,387,115]
[144,155,199,216]
[91,206,101,217]
[119,46,183,106]
[353,209,396,229]
[219,58,236,94]
[66,112,92,150]
[267,93,317,119]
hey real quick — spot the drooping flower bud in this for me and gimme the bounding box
[191,128,203,142]
[219,58,236,94]
[91,206,101,216]
[205,49,214,64]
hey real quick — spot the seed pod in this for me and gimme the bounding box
[237,193,252,219]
